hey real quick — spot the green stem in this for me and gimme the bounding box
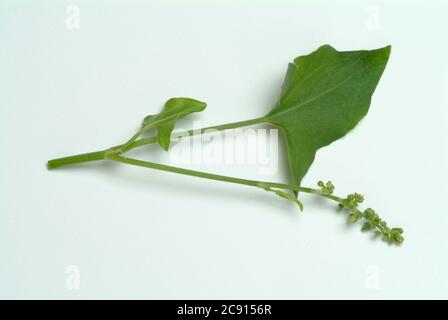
[106,153,339,203]
[47,150,107,169]
[107,153,291,189]
[47,117,266,169]
[125,117,267,150]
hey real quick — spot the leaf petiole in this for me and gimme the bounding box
[47,117,266,169]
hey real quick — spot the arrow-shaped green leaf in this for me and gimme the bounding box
[264,45,391,188]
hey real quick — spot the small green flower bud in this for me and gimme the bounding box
[325,181,334,194]
[353,193,364,203]
[394,234,404,244]
[318,180,335,195]
[364,208,375,219]
[348,214,359,223]
[392,228,403,234]
[361,222,372,231]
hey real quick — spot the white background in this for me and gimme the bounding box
[0,0,447,299]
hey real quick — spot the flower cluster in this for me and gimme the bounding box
[317,181,404,245]
[339,193,364,211]
[360,208,404,244]
[317,180,335,195]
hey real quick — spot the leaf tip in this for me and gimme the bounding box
[158,138,170,151]
[383,45,392,58]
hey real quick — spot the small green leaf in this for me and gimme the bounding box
[143,97,207,150]
[264,45,391,187]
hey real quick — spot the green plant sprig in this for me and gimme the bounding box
[48,44,404,245]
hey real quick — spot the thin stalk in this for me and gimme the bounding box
[107,153,288,189]
[125,117,267,150]
[47,117,266,169]
[106,153,340,203]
